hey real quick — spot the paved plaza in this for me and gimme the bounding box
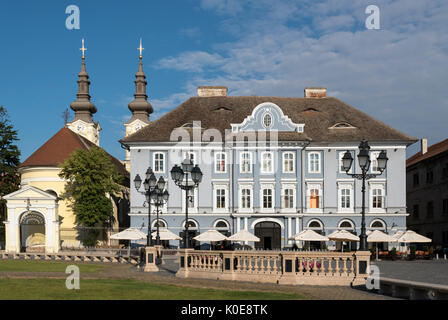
[372,259,448,286]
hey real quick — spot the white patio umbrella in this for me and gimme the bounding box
[328,230,360,252]
[110,228,147,256]
[227,229,260,242]
[367,230,397,260]
[396,230,432,243]
[193,230,228,250]
[151,229,182,241]
[289,229,329,242]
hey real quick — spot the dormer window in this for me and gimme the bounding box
[263,113,272,128]
[330,122,356,129]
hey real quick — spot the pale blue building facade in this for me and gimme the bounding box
[122,86,416,250]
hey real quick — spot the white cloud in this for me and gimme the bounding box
[156,51,226,72]
[155,0,448,151]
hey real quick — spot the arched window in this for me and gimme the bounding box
[152,220,167,228]
[214,220,229,229]
[338,220,355,230]
[307,219,323,230]
[370,219,386,230]
[183,220,198,230]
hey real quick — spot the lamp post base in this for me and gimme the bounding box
[143,246,159,272]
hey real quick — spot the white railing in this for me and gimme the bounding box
[177,249,370,286]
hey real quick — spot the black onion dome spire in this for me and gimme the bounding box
[127,40,153,124]
[70,39,97,123]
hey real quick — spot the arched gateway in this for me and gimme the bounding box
[19,211,46,252]
[254,221,281,250]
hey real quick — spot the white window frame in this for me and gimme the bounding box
[261,152,274,174]
[281,183,296,212]
[213,183,228,213]
[339,151,353,174]
[308,152,321,174]
[369,182,386,213]
[238,184,253,213]
[260,183,275,213]
[240,152,252,174]
[337,182,354,213]
[282,152,295,173]
[153,152,165,173]
[370,151,381,174]
[214,152,227,173]
[306,182,323,213]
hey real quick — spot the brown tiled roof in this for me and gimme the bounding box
[121,96,416,144]
[20,127,129,179]
[406,138,448,167]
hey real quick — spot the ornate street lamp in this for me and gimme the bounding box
[170,157,203,249]
[150,177,169,246]
[133,167,159,246]
[342,139,388,251]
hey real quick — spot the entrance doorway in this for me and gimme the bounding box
[19,211,45,253]
[254,221,281,250]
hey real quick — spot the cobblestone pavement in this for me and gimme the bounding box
[372,259,448,285]
[0,257,395,300]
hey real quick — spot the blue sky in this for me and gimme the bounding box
[1,0,447,161]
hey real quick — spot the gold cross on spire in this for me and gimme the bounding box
[80,38,87,58]
[138,38,144,58]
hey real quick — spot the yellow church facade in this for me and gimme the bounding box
[3,49,130,253]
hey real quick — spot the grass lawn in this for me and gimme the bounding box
[0,260,104,273]
[0,278,306,300]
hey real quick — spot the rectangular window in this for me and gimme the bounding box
[215,152,226,173]
[427,201,434,219]
[187,189,194,208]
[372,188,384,208]
[241,188,251,209]
[340,188,351,209]
[370,151,381,174]
[413,173,419,187]
[443,199,448,216]
[283,188,294,209]
[183,152,196,165]
[262,189,273,209]
[413,204,420,219]
[154,152,164,173]
[240,152,252,173]
[216,188,226,209]
[310,189,320,209]
[283,152,294,173]
[308,152,321,173]
[261,152,273,173]
[443,164,448,179]
[426,170,434,184]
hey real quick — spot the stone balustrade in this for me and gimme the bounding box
[0,251,139,265]
[177,249,370,286]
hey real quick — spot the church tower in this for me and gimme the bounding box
[124,39,153,170]
[67,39,101,145]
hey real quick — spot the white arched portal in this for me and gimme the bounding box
[3,186,59,253]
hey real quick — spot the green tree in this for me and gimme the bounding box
[59,146,123,247]
[0,106,21,223]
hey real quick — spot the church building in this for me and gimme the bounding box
[3,47,129,253]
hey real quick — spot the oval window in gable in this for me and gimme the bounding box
[263,113,272,128]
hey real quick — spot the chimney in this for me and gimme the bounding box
[197,86,228,97]
[421,138,428,155]
[304,87,327,98]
